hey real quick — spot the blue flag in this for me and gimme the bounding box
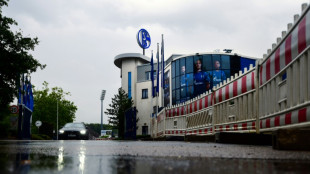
[161,34,164,88]
[18,76,22,105]
[156,43,160,95]
[28,81,34,111]
[23,75,27,107]
[151,51,155,97]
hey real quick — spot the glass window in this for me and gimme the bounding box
[186,56,193,73]
[180,58,185,74]
[212,55,221,70]
[194,56,202,73]
[153,86,157,98]
[172,90,176,105]
[181,87,187,98]
[221,55,230,69]
[203,54,212,71]
[176,89,180,101]
[223,70,230,81]
[176,76,180,89]
[188,85,194,98]
[171,62,175,78]
[142,89,148,99]
[172,78,175,90]
[153,70,157,79]
[230,55,240,71]
[145,71,151,80]
[187,73,194,86]
[211,67,226,89]
[176,59,180,77]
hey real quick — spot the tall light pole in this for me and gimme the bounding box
[57,100,58,140]
[100,90,106,131]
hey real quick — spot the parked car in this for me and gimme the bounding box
[58,122,89,140]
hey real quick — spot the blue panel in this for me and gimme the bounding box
[240,58,256,73]
[128,72,131,99]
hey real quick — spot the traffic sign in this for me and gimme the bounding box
[10,105,18,114]
[35,120,42,127]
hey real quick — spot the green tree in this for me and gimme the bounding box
[0,0,45,119]
[105,88,136,139]
[85,123,113,135]
[32,82,77,137]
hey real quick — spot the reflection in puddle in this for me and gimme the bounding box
[57,146,64,171]
[15,151,31,173]
[0,154,310,174]
[79,141,86,174]
[0,141,310,174]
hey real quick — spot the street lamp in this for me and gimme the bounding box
[100,90,106,131]
[57,99,58,140]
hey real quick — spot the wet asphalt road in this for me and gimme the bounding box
[0,140,310,174]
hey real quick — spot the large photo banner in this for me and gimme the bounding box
[172,54,236,105]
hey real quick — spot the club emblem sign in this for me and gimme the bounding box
[136,29,151,49]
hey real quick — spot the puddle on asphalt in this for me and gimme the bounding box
[0,140,310,173]
[1,152,310,174]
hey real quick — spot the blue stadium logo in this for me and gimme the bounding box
[136,29,151,49]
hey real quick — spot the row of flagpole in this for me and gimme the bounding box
[17,74,34,139]
[150,34,165,120]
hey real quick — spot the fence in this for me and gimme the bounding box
[213,65,257,133]
[150,3,310,138]
[259,5,310,131]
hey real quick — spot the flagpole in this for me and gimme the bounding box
[17,74,24,139]
[156,43,159,117]
[150,50,154,137]
[161,34,164,108]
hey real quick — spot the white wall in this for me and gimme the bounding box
[136,81,153,135]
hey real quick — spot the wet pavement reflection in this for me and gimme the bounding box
[0,140,310,174]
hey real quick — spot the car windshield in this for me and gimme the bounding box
[64,123,85,128]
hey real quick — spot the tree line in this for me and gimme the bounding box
[1,0,135,139]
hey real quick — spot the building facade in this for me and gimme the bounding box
[114,52,258,135]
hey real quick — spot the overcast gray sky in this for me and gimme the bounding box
[3,0,308,124]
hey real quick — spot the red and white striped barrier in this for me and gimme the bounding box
[215,121,256,132]
[214,70,255,104]
[260,9,310,86]
[186,127,213,136]
[260,106,310,130]
[165,130,186,136]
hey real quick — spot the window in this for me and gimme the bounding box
[176,59,180,77]
[145,71,151,80]
[186,56,193,73]
[142,126,148,135]
[146,71,156,81]
[203,55,212,71]
[142,89,148,99]
[153,86,157,97]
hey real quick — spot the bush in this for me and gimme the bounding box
[0,117,10,139]
[31,134,52,140]
[136,135,151,140]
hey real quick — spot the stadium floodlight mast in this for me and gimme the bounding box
[100,90,106,131]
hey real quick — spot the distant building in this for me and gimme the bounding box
[114,52,258,135]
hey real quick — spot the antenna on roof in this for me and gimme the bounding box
[223,49,233,53]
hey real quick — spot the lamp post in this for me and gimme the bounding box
[57,100,58,140]
[100,90,106,131]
